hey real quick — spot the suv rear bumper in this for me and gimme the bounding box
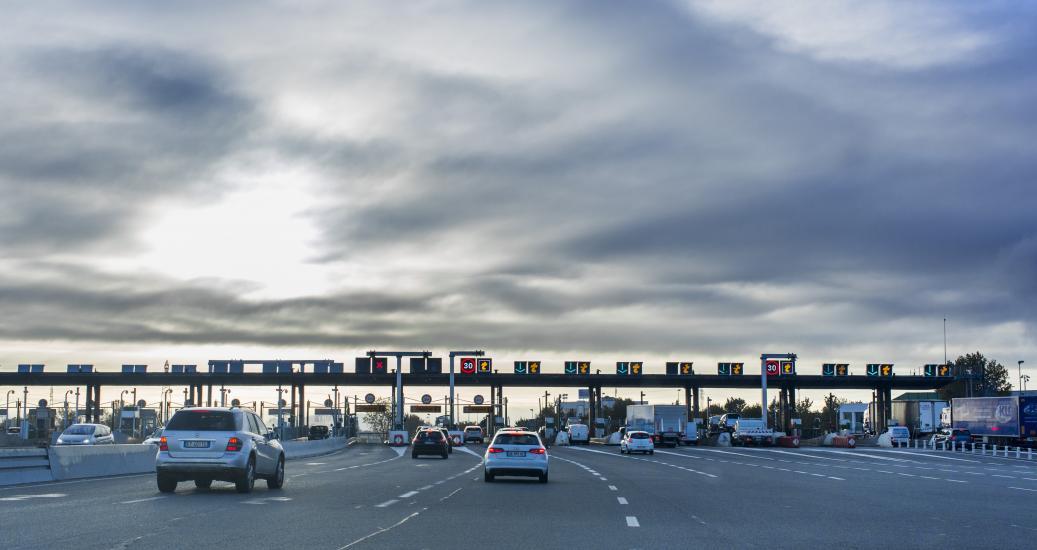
[157,462,248,482]
[156,453,251,481]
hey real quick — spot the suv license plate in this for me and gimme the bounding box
[184,441,210,448]
[507,451,525,457]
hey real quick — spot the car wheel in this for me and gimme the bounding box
[235,457,256,494]
[267,456,285,489]
[649,450,654,455]
[194,479,212,489]
[441,451,448,459]
[484,470,494,482]
[539,471,548,483]
[157,474,177,493]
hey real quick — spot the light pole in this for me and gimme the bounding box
[163,389,173,424]
[120,390,129,435]
[22,386,28,440]
[63,390,73,430]
[5,390,14,430]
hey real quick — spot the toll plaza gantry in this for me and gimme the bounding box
[2,354,954,436]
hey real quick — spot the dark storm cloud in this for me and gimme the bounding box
[0,1,1033,366]
[0,44,254,254]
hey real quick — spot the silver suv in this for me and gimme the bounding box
[156,407,285,493]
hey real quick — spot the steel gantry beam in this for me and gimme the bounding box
[0,372,950,390]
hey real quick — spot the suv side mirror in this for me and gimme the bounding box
[267,431,278,440]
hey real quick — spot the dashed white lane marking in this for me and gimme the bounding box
[375,499,399,508]
[1009,486,1037,493]
[305,462,326,466]
[626,516,640,527]
[608,485,618,491]
[617,497,628,504]
[992,475,1016,479]
[337,509,425,549]
[1024,478,1037,482]
[0,493,66,502]
[120,496,165,504]
[600,477,608,481]
[946,479,967,483]
[419,485,434,490]
[828,476,845,481]
[399,491,418,498]
[566,446,717,478]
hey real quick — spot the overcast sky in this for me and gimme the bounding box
[2,1,1035,413]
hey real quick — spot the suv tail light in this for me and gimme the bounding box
[226,437,243,452]
[529,448,546,454]
[487,447,505,453]
[159,436,168,451]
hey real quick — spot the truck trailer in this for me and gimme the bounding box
[626,405,687,447]
[951,396,1037,445]
[889,400,947,436]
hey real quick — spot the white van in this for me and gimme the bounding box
[567,423,589,445]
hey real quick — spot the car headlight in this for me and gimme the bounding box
[56,438,64,444]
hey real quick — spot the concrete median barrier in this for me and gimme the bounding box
[0,448,53,486]
[48,444,158,481]
[282,436,353,460]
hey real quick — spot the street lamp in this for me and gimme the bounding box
[63,390,73,430]
[1019,361,1025,393]
[1023,375,1031,392]
[5,390,14,430]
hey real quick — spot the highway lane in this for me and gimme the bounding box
[3,443,1036,549]
[1,444,487,550]
[555,444,1037,548]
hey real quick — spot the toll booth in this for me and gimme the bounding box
[839,403,869,434]
[119,407,158,438]
[29,407,56,439]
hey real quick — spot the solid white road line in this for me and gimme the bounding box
[1009,486,1037,492]
[626,516,640,527]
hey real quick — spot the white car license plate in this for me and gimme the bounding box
[507,451,525,457]
[184,440,209,448]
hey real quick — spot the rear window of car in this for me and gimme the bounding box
[494,434,539,446]
[166,411,238,431]
[630,432,650,439]
[419,431,443,440]
[465,427,480,432]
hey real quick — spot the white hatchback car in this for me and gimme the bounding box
[483,430,548,483]
[55,423,115,445]
[620,430,654,455]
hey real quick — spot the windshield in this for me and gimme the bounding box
[64,425,96,435]
[630,432,650,439]
[166,411,237,431]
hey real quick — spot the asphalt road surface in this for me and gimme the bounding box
[3,443,1036,549]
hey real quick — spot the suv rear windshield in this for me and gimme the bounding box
[494,434,539,446]
[419,431,444,440]
[166,411,237,431]
[630,432,650,439]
